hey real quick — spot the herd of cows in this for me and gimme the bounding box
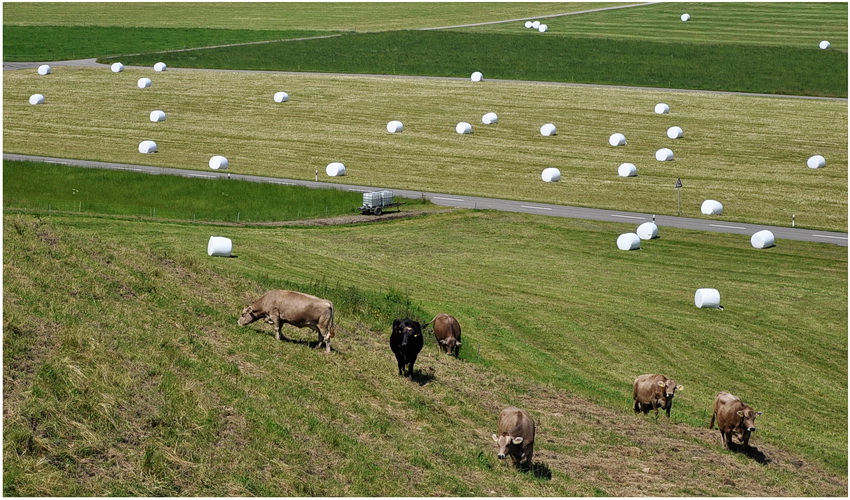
[237,289,764,468]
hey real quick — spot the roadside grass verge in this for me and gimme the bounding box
[4,68,846,231]
[4,212,847,496]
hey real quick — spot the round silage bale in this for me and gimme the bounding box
[750,230,775,249]
[386,120,404,133]
[37,64,51,75]
[456,122,473,134]
[138,140,158,154]
[471,71,483,82]
[667,126,684,139]
[149,110,166,122]
[207,236,232,257]
[111,62,124,72]
[541,167,561,182]
[540,123,557,136]
[617,233,641,251]
[694,288,721,309]
[154,62,167,72]
[138,78,152,89]
[538,24,548,32]
[636,222,659,240]
[482,112,498,125]
[807,155,826,168]
[819,40,830,49]
[655,103,670,114]
[701,199,723,215]
[532,21,541,29]
[274,91,289,103]
[525,21,533,28]
[655,148,674,161]
[618,163,637,177]
[681,13,691,22]
[209,155,229,170]
[609,133,626,146]
[326,162,346,176]
[29,94,45,105]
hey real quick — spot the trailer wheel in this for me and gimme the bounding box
[373,207,383,216]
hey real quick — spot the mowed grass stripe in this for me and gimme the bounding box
[4,67,846,231]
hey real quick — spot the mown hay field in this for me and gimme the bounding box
[4,67,846,231]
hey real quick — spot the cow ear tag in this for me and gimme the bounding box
[677,385,684,390]
[657,381,666,387]
[736,410,745,417]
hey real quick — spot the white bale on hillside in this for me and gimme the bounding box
[819,40,830,49]
[617,233,641,251]
[750,230,775,249]
[538,24,548,32]
[541,167,561,182]
[471,71,483,82]
[695,288,721,309]
[540,123,557,136]
[667,126,684,139]
[807,155,826,168]
[207,236,232,257]
[111,62,124,72]
[609,133,626,146]
[655,148,674,161]
[29,94,45,105]
[618,163,637,177]
[482,112,498,125]
[138,140,158,153]
[209,155,229,170]
[654,103,670,114]
[37,64,51,75]
[154,62,167,72]
[149,110,166,122]
[532,21,541,29]
[456,122,473,134]
[326,162,346,176]
[387,120,404,133]
[701,199,723,215]
[636,222,659,240]
[525,21,533,28]
[138,78,152,88]
[274,91,289,103]
[681,13,691,22]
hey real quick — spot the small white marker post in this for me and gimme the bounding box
[315,169,318,181]
[675,178,683,215]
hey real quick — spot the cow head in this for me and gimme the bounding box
[393,318,421,346]
[658,379,683,401]
[736,408,763,433]
[238,305,260,326]
[438,337,461,353]
[491,433,524,461]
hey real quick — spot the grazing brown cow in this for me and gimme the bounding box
[238,290,335,352]
[491,407,535,468]
[425,314,462,356]
[633,374,683,418]
[709,392,763,450]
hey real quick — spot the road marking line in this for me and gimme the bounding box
[521,205,553,211]
[188,174,215,178]
[710,224,746,229]
[611,214,644,219]
[433,197,465,202]
[813,234,848,240]
[45,160,69,165]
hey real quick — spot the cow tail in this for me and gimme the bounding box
[328,304,336,338]
[422,316,437,328]
[709,411,716,429]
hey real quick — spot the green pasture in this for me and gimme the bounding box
[4,67,846,231]
[4,210,846,495]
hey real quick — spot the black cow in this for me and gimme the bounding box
[390,318,423,377]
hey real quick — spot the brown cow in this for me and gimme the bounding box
[633,374,683,418]
[424,313,462,356]
[709,392,763,450]
[491,407,535,468]
[238,290,335,352]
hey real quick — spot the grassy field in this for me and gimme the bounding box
[4,210,846,495]
[4,67,846,231]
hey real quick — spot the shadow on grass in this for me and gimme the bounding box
[735,444,770,465]
[529,461,553,480]
[411,367,436,386]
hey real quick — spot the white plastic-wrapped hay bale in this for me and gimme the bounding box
[636,222,659,240]
[149,110,166,122]
[386,120,404,133]
[540,123,557,136]
[694,288,721,309]
[667,126,684,139]
[29,94,45,105]
[654,103,670,114]
[326,162,346,176]
[538,24,548,32]
[655,148,674,161]
[111,62,124,73]
[207,236,232,257]
[819,40,830,49]
[138,140,158,154]
[701,199,723,215]
[138,77,152,88]
[482,112,498,125]
[37,64,51,75]
[532,21,541,29]
[209,155,229,170]
[541,167,561,183]
[456,122,473,134]
[618,163,637,177]
[154,62,167,72]
[609,133,627,146]
[807,155,826,168]
[524,21,533,28]
[681,13,691,22]
[617,233,641,251]
[750,230,775,249]
[274,91,289,103]
[471,71,483,82]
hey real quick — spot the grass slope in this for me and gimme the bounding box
[3,211,846,496]
[4,67,846,231]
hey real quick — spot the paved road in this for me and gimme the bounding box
[6,153,846,246]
